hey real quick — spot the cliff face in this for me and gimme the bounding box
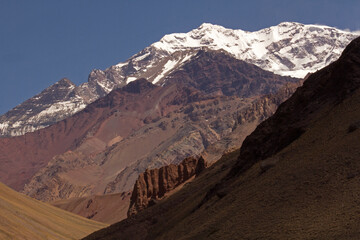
[128,156,206,216]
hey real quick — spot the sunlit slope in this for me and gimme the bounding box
[0,182,108,239]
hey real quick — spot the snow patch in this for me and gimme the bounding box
[115,62,127,68]
[153,59,179,84]
[126,77,138,84]
[97,81,113,93]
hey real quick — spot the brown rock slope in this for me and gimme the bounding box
[0,182,107,240]
[165,49,297,97]
[202,80,302,162]
[20,50,299,202]
[0,79,159,191]
[128,156,206,216]
[84,37,360,240]
[22,80,210,201]
[52,192,131,224]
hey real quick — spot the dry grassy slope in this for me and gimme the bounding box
[0,182,108,240]
[84,84,360,240]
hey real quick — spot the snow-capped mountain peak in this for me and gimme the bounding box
[0,22,358,137]
[149,22,358,78]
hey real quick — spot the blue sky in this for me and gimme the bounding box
[0,0,359,114]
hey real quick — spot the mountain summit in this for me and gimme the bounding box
[137,22,358,78]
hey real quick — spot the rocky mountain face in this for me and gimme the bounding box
[202,80,302,163]
[84,37,360,240]
[0,78,166,191]
[128,156,206,216]
[0,22,357,137]
[0,75,118,137]
[0,78,85,136]
[17,50,300,202]
[0,49,297,200]
[163,49,298,96]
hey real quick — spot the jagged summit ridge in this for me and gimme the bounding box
[147,22,358,78]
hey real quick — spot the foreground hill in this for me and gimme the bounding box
[0,182,107,240]
[84,37,360,239]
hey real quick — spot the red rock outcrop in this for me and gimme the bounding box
[128,156,207,216]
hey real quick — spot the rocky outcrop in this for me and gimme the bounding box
[128,156,206,216]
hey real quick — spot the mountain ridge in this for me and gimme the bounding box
[0,22,357,137]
